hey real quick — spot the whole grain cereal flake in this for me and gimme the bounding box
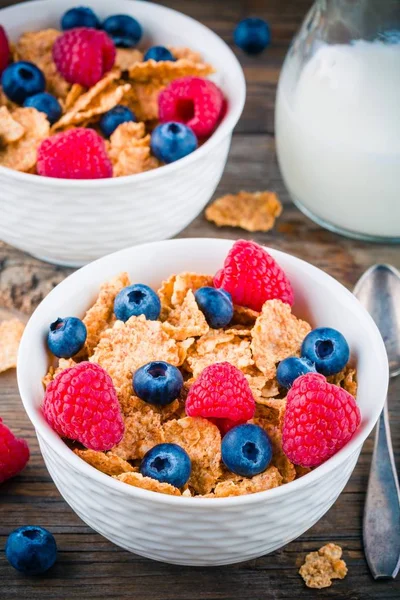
[206,190,282,233]
[163,416,222,495]
[299,543,348,589]
[209,466,283,497]
[127,57,214,84]
[74,448,135,476]
[251,300,311,379]
[90,314,181,414]
[328,365,357,398]
[157,272,213,320]
[82,271,131,356]
[51,71,129,131]
[0,319,25,372]
[186,330,253,379]
[115,471,181,496]
[106,121,159,177]
[0,107,50,172]
[112,402,164,460]
[42,358,76,388]
[162,290,209,341]
[0,106,25,143]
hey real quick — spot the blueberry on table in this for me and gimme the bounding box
[102,14,143,48]
[61,6,100,30]
[276,356,316,388]
[140,443,191,488]
[144,46,175,62]
[234,18,271,54]
[24,92,62,125]
[221,423,272,477]
[47,317,87,358]
[194,287,233,328]
[301,327,350,376]
[114,283,161,322]
[99,105,136,137]
[1,61,45,104]
[133,361,184,406]
[5,526,57,575]
[151,122,198,164]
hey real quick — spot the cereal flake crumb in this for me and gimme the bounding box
[74,448,135,476]
[163,416,222,495]
[0,319,25,372]
[42,358,76,388]
[206,190,282,232]
[115,48,144,71]
[115,471,181,496]
[299,543,347,589]
[251,300,311,379]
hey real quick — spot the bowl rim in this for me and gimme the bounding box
[0,0,246,186]
[17,238,389,506]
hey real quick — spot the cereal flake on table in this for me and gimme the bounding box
[299,543,348,589]
[206,190,283,232]
[0,318,25,372]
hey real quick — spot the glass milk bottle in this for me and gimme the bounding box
[275,0,400,242]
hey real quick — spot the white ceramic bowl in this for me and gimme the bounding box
[0,0,245,267]
[17,239,388,566]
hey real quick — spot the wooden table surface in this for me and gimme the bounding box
[0,1,399,598]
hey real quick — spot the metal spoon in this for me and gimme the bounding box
[354,264,400,579]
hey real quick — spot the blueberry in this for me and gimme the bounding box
[61,6,100,30]
[151,122,198,164]
[1,61,45,105]
[114,284,161,322]
[222,423,272,477]
[301,327,350,376]
[234,18,271,54]
[23,92,62,125]
[99,105,136,137]
[102,14,142,48]
[134,361,183,406]
[47,317,87,358]
[140,443,191,488]
[144,46,175,62]
[194,287,233,328]
[276,356,316,388]
[5,526,57,575]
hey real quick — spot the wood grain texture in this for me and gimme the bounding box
[0,0,399,598]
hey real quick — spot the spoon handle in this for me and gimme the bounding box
[363,401,400,579]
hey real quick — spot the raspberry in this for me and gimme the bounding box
[52,27,115,87]
[159,76,224,137]
[282,373,361,467]
[186,362,255,431]
[214,240,294,311]
[37,128,112,179]
[0,418,30,483]
[0,26,10,76]
[42,362,124,451]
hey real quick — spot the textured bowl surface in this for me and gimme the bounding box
[17,239,389,566]
[0,0,245,266]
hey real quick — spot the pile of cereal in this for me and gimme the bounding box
[0,6,224,178]
[42,240,360,497]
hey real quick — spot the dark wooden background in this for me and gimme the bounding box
[0,1,399,598]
